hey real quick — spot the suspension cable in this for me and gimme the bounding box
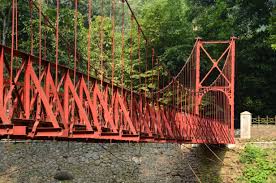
[38,0,42,77]
[87,0,92,88]
[137,28,141,89]
[144,41,148,101]
[29,0,33,55]
[15,0,18,75]
[43,0,48,60]
[151,48,154,99]
[55,0,59,86]
[130,14,134,119]
[100,0,104,88]
[15,0,18,51]
[11,0,15,86]
[73,0,78,86]
[121,0,125,93]
[124,0,147,42]
[111,0,116,95]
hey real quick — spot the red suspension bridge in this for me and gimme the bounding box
[0,0,235,144]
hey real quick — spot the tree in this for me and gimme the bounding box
[269,6,276,49]
[186,0,276,117]
[0,1,12,45]
[1,0,275,116]
[140,0,194,76]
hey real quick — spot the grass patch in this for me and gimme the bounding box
[238,145,276,183]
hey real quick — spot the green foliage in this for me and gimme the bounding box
[238,145,276,183]
[0,0,276,114]
[240,145,266,164]
[140,0,194,75]
[0,0,145,91]
[269,7,276,50]
[186,0,276,116]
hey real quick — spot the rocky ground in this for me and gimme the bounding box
[0,139,275,183]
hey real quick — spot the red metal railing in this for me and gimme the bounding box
[0,41,235,144]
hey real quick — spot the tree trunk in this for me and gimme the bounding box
[2,17,6,45]
[1,3,12,45]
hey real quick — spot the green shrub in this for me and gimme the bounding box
[238,145,275,183]
[240,145,266,164]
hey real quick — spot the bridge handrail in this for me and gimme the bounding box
[0,44,193,112]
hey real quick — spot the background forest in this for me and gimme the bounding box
[0,0,275,125]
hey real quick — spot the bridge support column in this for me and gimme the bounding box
[195,38,202,115]
[240,111,252,139]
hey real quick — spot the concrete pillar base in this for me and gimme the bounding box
[240,111,252,139]
[191,144,200,148]
[226,144,236,149]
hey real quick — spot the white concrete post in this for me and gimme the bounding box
[240,111,252,139]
